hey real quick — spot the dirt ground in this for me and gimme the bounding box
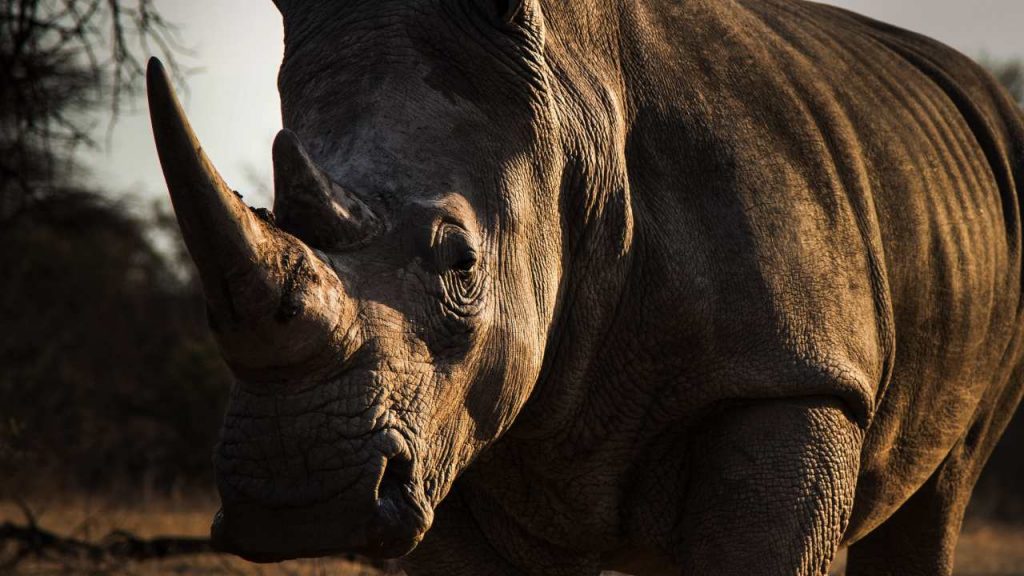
[827,523,1024,576]
[2,497,1023,575]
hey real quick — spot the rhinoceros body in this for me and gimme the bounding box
[148,0,1024,574]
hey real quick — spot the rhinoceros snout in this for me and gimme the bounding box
[211,426,432,561]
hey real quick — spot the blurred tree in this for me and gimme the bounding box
[0,0,184,221]
[978,55,1024,106]
[0,1,231,495]
[0,191,230,492]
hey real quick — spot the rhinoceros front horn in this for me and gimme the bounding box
[146,58,353,382]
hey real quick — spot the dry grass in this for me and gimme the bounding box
[3,497,1023,575]
[0,496,392,576]
[952,523,1024,575]
[828,521,1024,576]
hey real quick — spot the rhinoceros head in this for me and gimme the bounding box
[148,0,563,562]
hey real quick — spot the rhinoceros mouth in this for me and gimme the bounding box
[210,476,433,562]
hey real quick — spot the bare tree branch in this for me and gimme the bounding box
[0,0,190,221]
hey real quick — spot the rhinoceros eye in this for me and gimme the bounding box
[452,251,478,274]
[433,223,485,313]
[434,223,479,274]
[450,236,478,273]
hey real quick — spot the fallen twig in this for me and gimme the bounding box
[0,520,212,568]
[0,519,401,573]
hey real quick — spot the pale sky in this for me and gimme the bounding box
[84,0,1024,210]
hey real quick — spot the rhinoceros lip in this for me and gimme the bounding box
[210,487,432,563]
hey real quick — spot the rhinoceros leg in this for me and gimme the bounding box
[845,375,1024,576]
[843,462,964,576]
[676,397,862,576]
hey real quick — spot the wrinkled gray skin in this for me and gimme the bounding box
[148,0,1024,574]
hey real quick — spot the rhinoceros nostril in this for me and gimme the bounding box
[369,449,427,555]
[376,452,414,503]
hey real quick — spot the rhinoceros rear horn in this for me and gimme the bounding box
[146,58,353,381]
[272,130,381,251]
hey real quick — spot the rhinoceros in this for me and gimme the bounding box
[146,0,1024,574]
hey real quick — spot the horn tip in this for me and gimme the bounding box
[146,58,167,89]
[272,129,301,157]
[146,57,175,115]
[272,129,314,175]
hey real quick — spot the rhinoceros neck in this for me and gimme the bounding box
[461,348,691,561]
[467,201,696,557]
[452,3,709,555]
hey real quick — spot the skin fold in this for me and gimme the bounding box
[148,0,1024,574]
